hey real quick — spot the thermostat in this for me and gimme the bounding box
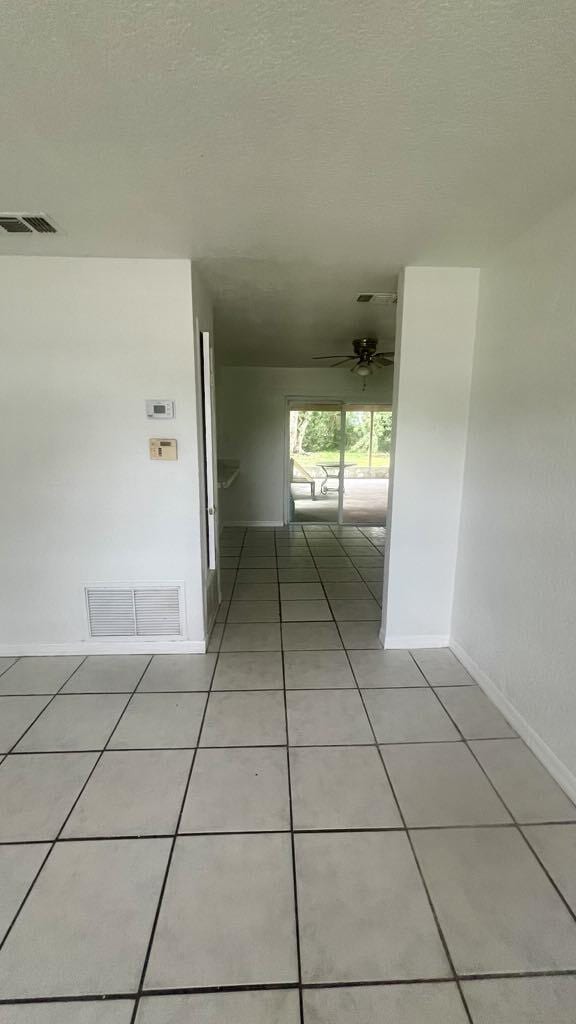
[146,399,174,419]
[149,438,178,460]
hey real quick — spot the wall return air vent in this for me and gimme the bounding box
[86,586,183,638]
[0,213,57,235]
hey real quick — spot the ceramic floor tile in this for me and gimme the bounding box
[145,834,298,987]
[0,752,98,841]
[435,687,516,739]
[470,738,576,822]
[411,648,475,685]
[290,746,400,829]
[201,691,286,746]
[277,557,314,568]
[278,567,320,582]
[302,983,468,1024]
[0,1002,134,1023]
[281,600,332,621]
[382,742,511,826]
[280,582,325,600]
[0,843,50,940]
[281,622,342,650]
[207,622,224,652]
[0,838,170,998]
[108,693,207,748]
[366,581,384,601]
[212,651,283,690]
[62,749,193,838]
[232,583,279,601]
[0,696,52,752]
[295,831,449,982]
[338,621,382,649]
[136,990,300,1024]
[358,568,384,583]
[462,975,576,1023]
[313,557,352,568]
[286,690,373,745]
[317,566,361,582]
[15,695,130,752]
[523,824,576,909]
[236,569,278,583]
[284,650,355,688]
[412,826,576,974]
[238,557,277,568]
[61,656,150,693]
[215,601,229,622]
[322,581,373,599]
[227,601,280,623]
[349,650,425,688]
[180,747,289,832]
[0,657,84,696]
[364,689,459,743]
[0,657,16,677]
[138,654,216,692]
[329,598,381,621]
[221,622,281,651]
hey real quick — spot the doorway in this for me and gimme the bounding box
[287,401,391,525]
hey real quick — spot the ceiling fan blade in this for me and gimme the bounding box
[330,357,356,367]
[375,351,395,359]
[374,354,394,365]
[312,355,353,360]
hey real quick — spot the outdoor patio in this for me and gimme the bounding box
[291,478,388,525]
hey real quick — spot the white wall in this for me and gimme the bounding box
[216,366,394,525]
[383,267,479,648]
[0,257,206,653]
[452,194,576,793]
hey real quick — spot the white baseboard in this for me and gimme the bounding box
[0,639,207,657]
[223,520,284,527]
[382,632,450,649]
[451,639,576,806]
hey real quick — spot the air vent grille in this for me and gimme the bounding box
[0,213,58,235]
[86,586,182,638]
[356,292,397,305]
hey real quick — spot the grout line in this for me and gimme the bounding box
[0,654,153,959]
[422,673,576,931]
[127,528,244,1024]
[3,656,89,757]
[2,967,576,1007]
[312,554,475,1024]
[277,528,306,1024]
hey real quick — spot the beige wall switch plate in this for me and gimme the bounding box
[149,438,178,460]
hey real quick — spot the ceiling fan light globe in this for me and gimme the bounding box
[355,364,371,377]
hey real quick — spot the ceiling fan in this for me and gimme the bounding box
[313,337,394,383]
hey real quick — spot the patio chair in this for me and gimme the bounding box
[290,458,318,500]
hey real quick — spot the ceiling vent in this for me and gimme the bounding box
[356,292,397,305]
[0,213,57,235]
[86,586,183,639]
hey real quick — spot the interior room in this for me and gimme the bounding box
[1,3,576,1022]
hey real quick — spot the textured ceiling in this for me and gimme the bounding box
[2,0,576,364]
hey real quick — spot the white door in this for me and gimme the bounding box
[198,328,220,630]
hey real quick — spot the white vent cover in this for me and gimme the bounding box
[356,292,397,305]
[0,213,58,235]
[86,587,182,638]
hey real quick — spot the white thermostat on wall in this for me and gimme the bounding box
[146,399,174,419]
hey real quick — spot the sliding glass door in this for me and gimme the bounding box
[340,407,392,525]
[288,403,344,524]
[287,402,392,526]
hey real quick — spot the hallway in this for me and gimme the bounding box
[0,525,575,1021]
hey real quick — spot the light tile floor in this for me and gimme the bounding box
[0,523,575,1021]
